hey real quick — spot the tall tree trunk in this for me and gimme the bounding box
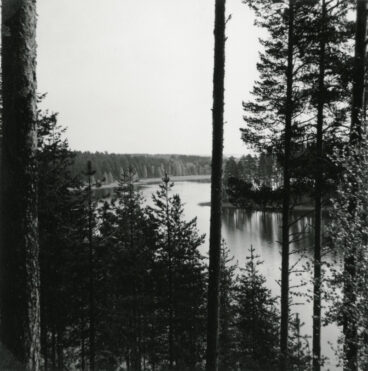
[206,1,226,370]
[280,0,294,370]
[87,161,95,371]
[0,1,41,369]
[313,2,326,370]
[344,1,367,370]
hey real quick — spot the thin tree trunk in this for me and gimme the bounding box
[280,0,294,370]
[344,1,367,370]
[81,310,86,371]
[0,1,41,369]
[87,161,96,371]
[163,175,174,370]
[313,2,326,370]
[56,328,63,370]
[350,0,368,144]
[206,1,226,370]
[51,326,56,370]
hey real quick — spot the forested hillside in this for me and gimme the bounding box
[71,152,212,183]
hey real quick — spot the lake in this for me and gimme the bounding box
[100,179,341,370]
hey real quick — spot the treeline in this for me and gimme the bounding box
[71,152,212,183]
[224,154,282,189]
[37,113,310,370]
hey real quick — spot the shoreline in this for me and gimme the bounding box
[98,174,211,189]
[198,201,316,212]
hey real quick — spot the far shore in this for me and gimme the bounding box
[98,174,211,189]
[199,201,317,212]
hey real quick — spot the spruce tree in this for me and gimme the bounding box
[218,243,237,371]
[234,246,279,370]
[150,174,206,370]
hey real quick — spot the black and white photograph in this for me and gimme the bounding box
[1,0,368,370]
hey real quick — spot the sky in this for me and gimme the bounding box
[37,0,262,156]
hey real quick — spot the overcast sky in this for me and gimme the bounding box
[37,0,262,156]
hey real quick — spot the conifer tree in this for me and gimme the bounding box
[207,1,226,369]
[150,174,206,370]
[235,246,279,370]
[1,0,41,368]
[218,243,237,371]
[37,109,86,369]
[109,167,156,370]
[343,1,368,369]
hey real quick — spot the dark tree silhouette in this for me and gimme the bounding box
[280,1,295,369]
[344,1,368,370]
[0,0,41,369]
[206,0,226,370]
[313,1,326,370]
[85,161,96,371]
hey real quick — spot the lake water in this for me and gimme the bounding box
[101,180,341,370]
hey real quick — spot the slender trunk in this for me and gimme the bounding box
[165,180,174,370]
[56,328,63,370]
[0,1,41,369]
[313,2,326,370]
[280,1,294,370]
[81,310,86,371]
[344,2,367,370]
[51,326,56,369]
[206,1,226,370]
[41,289,48,370]
[87,163,95,371]
[350,0,368,144]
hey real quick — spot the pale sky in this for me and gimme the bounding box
[37,0,262,156]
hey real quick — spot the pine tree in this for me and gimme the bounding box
[218,243,237,371]
[234,246,279,370]
[37,109,86,369]
[109,167,156,370]
[343,1,368,369]
[1,0,41,368]
[207,1,227,369]
[150,174,206,369]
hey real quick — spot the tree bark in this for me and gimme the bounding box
[0,1,41,369]
[280,1,294,370]
[206,1,226,371]
[313,2,326,370]
[344,2,367,371]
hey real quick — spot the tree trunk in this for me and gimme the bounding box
[344,2,367,371]
[0,1,41,369]
[350,0,368,144]
[87,161,95,371]
[280,0,294,370]
[206,1,226,370]
[313,2,326,370]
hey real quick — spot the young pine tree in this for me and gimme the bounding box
[234,246,279,370]
[218,242,238,371]
[150,174,207,370]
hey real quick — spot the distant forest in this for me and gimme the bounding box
[71,152,212,183]
[71,151,281,188]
